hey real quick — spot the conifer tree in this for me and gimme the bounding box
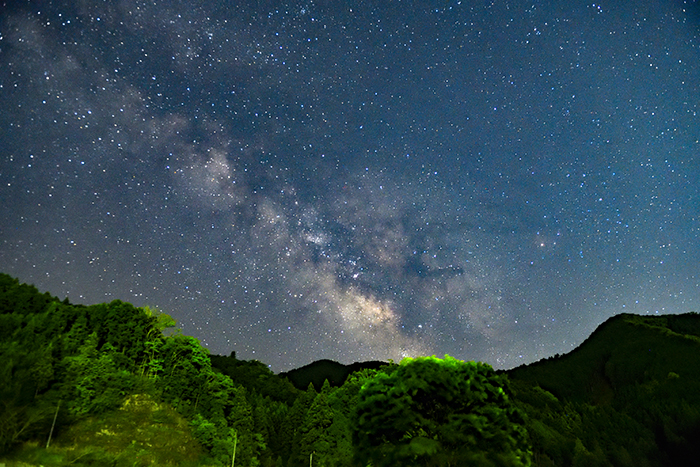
[284,383,317,466]
[297,380,335,466]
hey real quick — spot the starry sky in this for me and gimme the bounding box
[1,0,699,372]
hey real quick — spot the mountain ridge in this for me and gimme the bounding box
[277,358,391,390]
[506,312,700,404]
[3,272,700,466]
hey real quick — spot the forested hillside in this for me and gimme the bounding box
[506,313,700,466]
[2,273,700,466]
[0,273,529,466]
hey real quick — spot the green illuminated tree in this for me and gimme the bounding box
[353,355,532,467]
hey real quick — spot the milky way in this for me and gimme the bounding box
[1,1,699,371]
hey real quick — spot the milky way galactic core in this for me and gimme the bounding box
[1,1,699,371]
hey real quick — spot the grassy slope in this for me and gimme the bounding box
[1,394,208,467]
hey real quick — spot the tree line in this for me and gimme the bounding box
[0,273,529,466]
[3,272,700,466]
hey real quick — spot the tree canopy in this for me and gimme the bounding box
[353,355,532,467]
[4,273,700,466]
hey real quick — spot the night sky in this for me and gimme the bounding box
[1,1,699,372]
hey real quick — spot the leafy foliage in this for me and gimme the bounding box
[210,352,300,405]
[3,273,700,467]
[353,355,532,467]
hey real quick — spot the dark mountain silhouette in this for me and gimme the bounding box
[505,312,700,466]
[507,312,700,403]
[278,358,391,390]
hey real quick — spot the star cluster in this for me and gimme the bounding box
[1,1,699,371]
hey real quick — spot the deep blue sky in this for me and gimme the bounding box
[1,0,699,371]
